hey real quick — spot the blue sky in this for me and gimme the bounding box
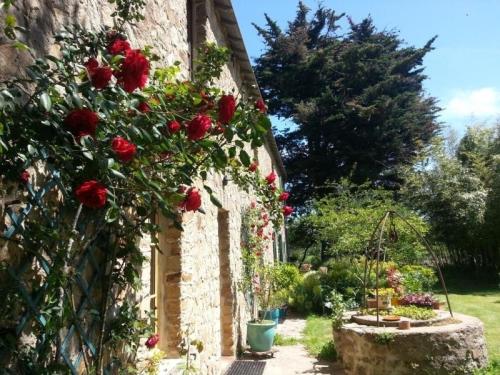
[233,0,500,134]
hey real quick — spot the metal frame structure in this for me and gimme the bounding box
[362,210,453,326]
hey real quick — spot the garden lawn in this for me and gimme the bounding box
[442,288,500,362]
[301,315,336,361]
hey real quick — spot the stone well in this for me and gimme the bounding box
[334,313,488,375]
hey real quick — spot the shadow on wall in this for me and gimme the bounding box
[0,0,82,80]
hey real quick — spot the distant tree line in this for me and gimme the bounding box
[254,2,499,272]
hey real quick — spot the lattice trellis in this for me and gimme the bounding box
[1,169,112,374]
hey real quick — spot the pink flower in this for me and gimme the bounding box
[111,136,137,162]
[283,206,293,216]
[278,192,290,201]
[186,114,212,141]
[75,180,107,208]
[255,98,267,113]
[108,38,131,55]
[218,94,236,124]
[64,108,99,139]
[84,58,113,90]
[137,102,151,113]
[167,120,181,134]
[145,334,159,349]
[20,170,30,184]
[115,49,149,93]
[179,187,202,212]
[248,162,258,172]
[265,171,277,185]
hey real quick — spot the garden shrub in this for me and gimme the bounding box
[400,265,438,293]
[290,271,324,314]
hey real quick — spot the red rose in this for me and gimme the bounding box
[84,58,99,72]
[85,58,113,89]
[145,334,159,349]
[248,162,258,172]
[75,180,107,208]
[112,136,137,162]
[115,49,149,93]
[218,94,236,124]
[283,205,293,216]
[20,170,30,184]
[137,102,151,113]
[64,108,99,139]
[186,114,212,141]
[179,187,202,212]
[265,171,277,185]
[255,98,267,113]
[167,120,181,134]
[108,38,131,55]
[91,67,113,90]
[279,192,290,201]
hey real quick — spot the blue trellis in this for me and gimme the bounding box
[2,169,111,374]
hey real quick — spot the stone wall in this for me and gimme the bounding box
[334,313,488,375]
[1,0,284,373]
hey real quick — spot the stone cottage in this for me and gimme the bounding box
[1,0,286,373]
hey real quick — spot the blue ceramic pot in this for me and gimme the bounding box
[263,308,280,326]
[247,320,276,352]
[279,307,287,322]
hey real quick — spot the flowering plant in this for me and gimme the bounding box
[0,2,286,372]
[399,293,437,308]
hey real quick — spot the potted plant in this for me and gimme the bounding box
[368,288,394,309]
[248,266,277,351]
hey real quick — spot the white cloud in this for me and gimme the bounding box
[442,88,500,119]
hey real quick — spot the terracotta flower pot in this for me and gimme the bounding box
[398,321,411,330]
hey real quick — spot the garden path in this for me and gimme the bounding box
[255,317,344,375]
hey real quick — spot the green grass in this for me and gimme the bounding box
[442,288,500,362]
[301,315,336,361]
[274,332,300,346]
[274,315,336,360]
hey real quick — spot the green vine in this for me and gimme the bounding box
[0,1,292,372]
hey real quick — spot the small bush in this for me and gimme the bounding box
[393,306,437,320]
[400,265,438,293]
[374,332,395,345]
[291,271,325,314]
[318,340,337,361]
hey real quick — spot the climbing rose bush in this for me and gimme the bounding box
[0,21,290,370]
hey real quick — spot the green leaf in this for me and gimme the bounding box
[105,206,119,223]
[212,147,227,168]
[40,92,52,112]
[5,14,16,28]
[210,194,222,208]
[12,41,30,51]
[239,150,251,167]
[110,168,126,179]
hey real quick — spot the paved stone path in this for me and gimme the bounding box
[241,316,345,375]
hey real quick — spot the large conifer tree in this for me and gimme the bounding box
[254,2,440,205]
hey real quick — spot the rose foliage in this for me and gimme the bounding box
[0,17,289,373]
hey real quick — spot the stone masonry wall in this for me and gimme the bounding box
[334,314,488,375]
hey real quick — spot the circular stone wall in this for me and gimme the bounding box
[334,313,488,375]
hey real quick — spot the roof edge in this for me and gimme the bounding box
[212,0,286,179]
